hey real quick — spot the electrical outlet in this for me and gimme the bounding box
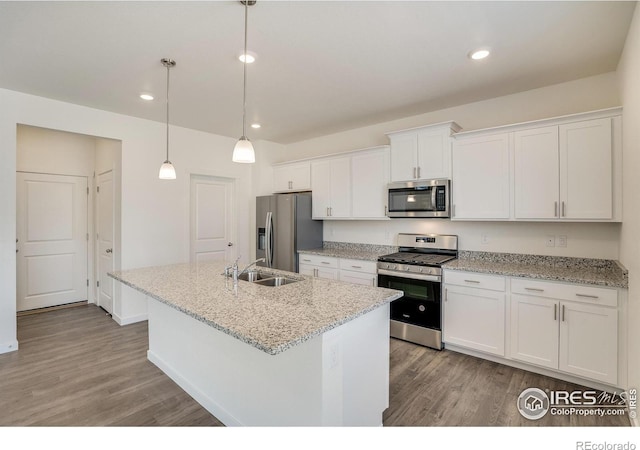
[546,236,555,247]
[481,234,490,244]
[557,235,567,247]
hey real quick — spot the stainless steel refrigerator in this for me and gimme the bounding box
[256,193,323,273]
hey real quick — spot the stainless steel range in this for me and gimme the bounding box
[377,233,458,350]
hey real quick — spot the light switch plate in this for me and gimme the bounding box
[557,235,567,247]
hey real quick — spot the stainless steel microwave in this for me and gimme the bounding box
[387,179,451,218]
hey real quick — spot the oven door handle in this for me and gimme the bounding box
[377,268,441,283]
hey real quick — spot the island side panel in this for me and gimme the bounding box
[322,304,390,426]
[146,298,391,426]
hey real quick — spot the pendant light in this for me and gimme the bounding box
[159,58,177,179]
[232,0,256,164]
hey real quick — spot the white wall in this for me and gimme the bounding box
[276,73,623,260]
[617,5,640,400]
[281,72,620,162]
[0,88,256,351]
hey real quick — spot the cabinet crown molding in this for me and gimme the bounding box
[453,107,622,140]
[385,120,462,137]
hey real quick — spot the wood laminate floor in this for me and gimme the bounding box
[0,304,630,427]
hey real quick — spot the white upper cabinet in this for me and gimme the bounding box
[560,118,612,220]
[311,156,351,219]
[351,148,389,219]
[514,126,560,219]
[273,161,311,193]
[452,108,622,222]
[451,133,511,220]
[387,122,461,182]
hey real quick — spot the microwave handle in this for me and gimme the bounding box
[431,186,437,209]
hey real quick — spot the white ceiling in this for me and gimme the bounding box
[0,1,635,144]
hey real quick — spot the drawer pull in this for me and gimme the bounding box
[464,279,480,284]
[554,304,557,321]
[351,265,362,269]
[302,259,311,262]
[321,261,331,265]
[525,287,544,292]
[575,293,599,299]
[562,304,566,322]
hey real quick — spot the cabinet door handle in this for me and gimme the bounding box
[554,304,557,321]
[314,268,318,277]
[321,261,331,265]
[562,304,566,322]
[464,279,480,284]
[326,207,329,216]
[330,207,333,217]
[351,265,362,269]
[575,293,599,299]
[444,288,448,301]
[302,259,311,262]
[413,167,417,179]
[384,206,388,216]
[417,166,421,178]
[288,181,292,189]
[525,287,544,292]
[554,201,558,217]
[562,201,566,217]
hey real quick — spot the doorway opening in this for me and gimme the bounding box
[16,125,122,317]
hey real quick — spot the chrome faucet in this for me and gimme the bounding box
[240,258,266,276]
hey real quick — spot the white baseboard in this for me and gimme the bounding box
[147,350,241,426]
[0,340,19,355]
[113,313,147,326]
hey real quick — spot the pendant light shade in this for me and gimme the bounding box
[233,136,255,163]
[159,58,177,179]
[233,1,256,164]
[159,161,177,179]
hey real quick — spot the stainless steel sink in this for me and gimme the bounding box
[253,276,300,287]
[237,270,270,282]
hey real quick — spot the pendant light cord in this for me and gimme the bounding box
[166,62,170,161]
[242,0,248,139]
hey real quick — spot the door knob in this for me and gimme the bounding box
[228,242,233,247]
[106,248,112,254]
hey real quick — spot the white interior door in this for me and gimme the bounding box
[96,171,114,314]
[16,172,88,312]
[190,175,234,263]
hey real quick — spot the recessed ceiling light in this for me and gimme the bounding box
[251,123,261,129]
[140,93,154,101]
[469,49,490,60]
[239,53,256,64]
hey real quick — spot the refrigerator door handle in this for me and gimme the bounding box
[267,211,275,268]
[265,212,272,268]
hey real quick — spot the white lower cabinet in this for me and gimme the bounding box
[298,254,339,280]
[338,258,377,287]
[298,254,377,286]
[443,273,506,357]
[445,270,621,387]
[559,301,618,385]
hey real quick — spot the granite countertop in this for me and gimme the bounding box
[109,262,402,355]
[443,251,628,288]
[298,242,398,262]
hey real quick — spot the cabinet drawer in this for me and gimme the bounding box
[338,258,377,274]
[444,270,506,292]
[340,269,377,286]
[511,278,617,307]
[298,253,338,268]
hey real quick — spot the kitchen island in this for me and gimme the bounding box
[109,261,402,426]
